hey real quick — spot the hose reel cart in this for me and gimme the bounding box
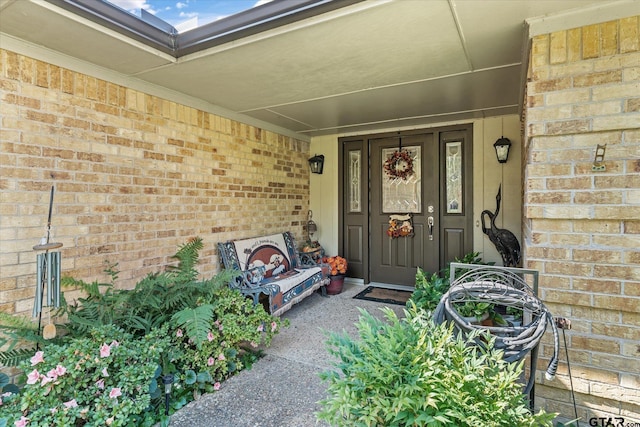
[433,264,560,410]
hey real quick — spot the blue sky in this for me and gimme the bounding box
[107,0,271,31]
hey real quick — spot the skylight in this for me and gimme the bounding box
[106,0,272,33]
[48,0,359,56]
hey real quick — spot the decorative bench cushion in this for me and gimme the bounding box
[218,231,329,316]
[230,233,294,278]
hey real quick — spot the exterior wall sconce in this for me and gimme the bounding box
[493,136,512,164]
[308,154,324,174]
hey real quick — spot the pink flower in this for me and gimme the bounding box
[26,369,40,385]
[110,340,119,347]
[207,357,215,366]
[30,351,44,366]
[55,365,66,376]
[218,353,225,361]
[102,367,109,377]
[95,379,105,389]
[99,343,111,358]
[257,324,264,332]
[176,329,183,337]
[213,382,221,391]
[271,321,277,332]
[109,387,122,399]
[40,376,53,386]
[207,331,214,342]
[46,368,58,381]
[15,416,29,427]
[63,399,78,408]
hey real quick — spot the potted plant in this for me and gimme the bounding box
[454,301,494,325]
[503,305,523,327]
[322,256,347,295]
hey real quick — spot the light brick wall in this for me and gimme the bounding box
[524,17,640,422]
[0,49,311,315]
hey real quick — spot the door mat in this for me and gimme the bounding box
[353,286,413,306]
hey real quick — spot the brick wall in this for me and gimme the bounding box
[524,17,640,421]
[0,49,311,315]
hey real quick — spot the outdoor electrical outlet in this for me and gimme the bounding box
[555,317,572,330]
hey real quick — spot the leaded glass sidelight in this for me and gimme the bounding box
[382,146,421,214]
[445,141,462,214]
[349,150,361,212]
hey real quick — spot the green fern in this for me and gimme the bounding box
[0,347,35,367]
[167,237,203,284]
[171,305,215,348]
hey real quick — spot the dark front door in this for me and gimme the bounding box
[339,125,473,286]
[369,134,439,285]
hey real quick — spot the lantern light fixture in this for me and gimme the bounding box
[308,154,324,174]
[493,136,512,164]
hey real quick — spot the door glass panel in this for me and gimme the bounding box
[382,146,421,213]
[446,141,462,214]
[349,150,361,212]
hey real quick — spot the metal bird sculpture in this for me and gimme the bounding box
[480,185,521,267]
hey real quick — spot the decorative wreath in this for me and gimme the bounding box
[384,150,414,180]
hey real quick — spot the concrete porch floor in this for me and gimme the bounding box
[167,283,407,427]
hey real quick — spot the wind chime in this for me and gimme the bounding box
[32,186,63,340]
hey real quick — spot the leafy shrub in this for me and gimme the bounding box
[57,238,239,341]
[165,287,286,412]
[0,325,170,427]
[317,305,555,427]
[408,251,488,312]
[0,238,286,424]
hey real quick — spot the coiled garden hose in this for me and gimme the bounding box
[433,278,560,391]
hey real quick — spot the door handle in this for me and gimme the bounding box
[428,216,434,240]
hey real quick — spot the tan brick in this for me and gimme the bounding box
[567,27,582,63]
[600,20,619,56]
[572,335,620,354]
[593,206,640,220]
[543,289,592,307]
[592,82,640,101]
[583,24,601,59]
[593,295,640,314]
[533,77,573,94]
[526,192,572,204]
[543,205,591,219]
[593,113,640,132]
[546,119,591,135]
[550,30,567,64]
[547,232,591,246]
[547,176,592,190]
[573,100,622,118]
[592,323,640,341]
[575,70,623,87]
[574,249,622,264]
[620,16,640,54]
[527,163,572,177]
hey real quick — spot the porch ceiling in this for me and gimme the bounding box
[0,0,635,138]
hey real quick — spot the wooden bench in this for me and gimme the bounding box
[218,232,330,316]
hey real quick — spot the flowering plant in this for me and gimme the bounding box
[0,325,169,426]
[322,256,348,276]
[171,287,286,405]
